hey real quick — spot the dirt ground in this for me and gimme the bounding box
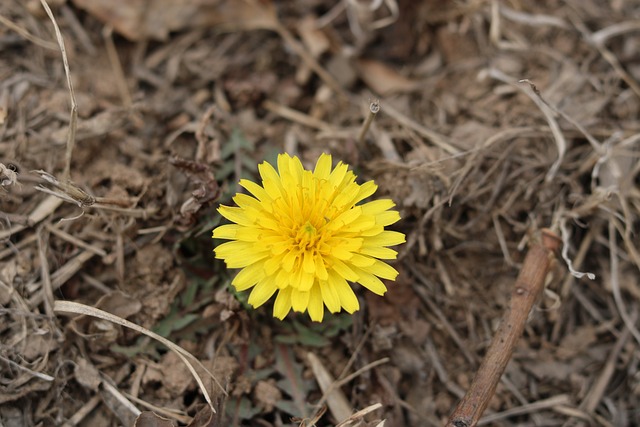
[1,1,639,426]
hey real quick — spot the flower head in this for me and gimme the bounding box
[213,153,405,322]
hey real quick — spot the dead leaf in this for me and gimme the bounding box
[556,325,598,360]
[134,411,177,427]
[0,406,26,427]
[365,280,419,327]
[0,251,35,305]
[143,351,193,399]
[69,291,142,344]
[134,244,174,283]
[50,108,132,144]
[187,405,219,427]
[253,380,282,412]
[199,356,238,402]
[390,341,425,375]
[598,144,637,194]
[435,25,479,64]
[449,121,496,151]
[71,0,278,41]
[22,333,58,361]
[0,163,18,188]
[356,58,420,95]
[95,291,142,320]
[169,156,221,227]
[74,357,102,390]
[297,15,330,57]
[525,359,575,381]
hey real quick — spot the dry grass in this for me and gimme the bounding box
[1,1,639,426]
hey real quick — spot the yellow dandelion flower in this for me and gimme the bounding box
[212,153,405,322]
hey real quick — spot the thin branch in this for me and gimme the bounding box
[445,229,560,427]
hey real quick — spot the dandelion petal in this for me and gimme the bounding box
[354,268,388,295]
[274,288,292,319]
[291,289,310,312]
[308,285,324,322]
[314,153,332,179]
[320,280,341,313]
[232,262,265,291]
[248,278,278,308]
[331,275,359,313]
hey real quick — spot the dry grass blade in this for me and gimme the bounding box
[315,357,389,411]
[45,223,107,257]
[335,403,384,427]
[518,79,603,154]
[36,227,55,318]
[61,395,101,427]
[263,100,333,131]
[28,250,96,308]
[478,394,571,425]
[578,312,635,416]
[486,69,566,182]
[571,14,640,100]
[125,393,192,425]
[102,25,132,106]
[607,220,640,346]
[499,4,569,29]
[53,300,226,414]
[0,195,64,240]
[0,13,58,50]
[336,358,389,389]
[39,0,78,183]
[0,354,55,382]
[100,379,142,418]
[382,102,460,155]
[307,352,352,422]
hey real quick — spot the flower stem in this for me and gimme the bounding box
[357,100,380,145]
[445,229,560,427]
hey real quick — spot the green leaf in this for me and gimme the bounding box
[274,344,314,418]
[181,281,200,307]
[292,322,330,347]
[110,336,155,358]
[226,396,261,421]
[169,313,199,331]
[152,311,199,338]
[274,335,299,345]
[248,367,275,382]
[274,315,352,348]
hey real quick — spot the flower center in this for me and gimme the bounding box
[295,221,320,251]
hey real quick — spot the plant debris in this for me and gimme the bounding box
[1,1,639,426]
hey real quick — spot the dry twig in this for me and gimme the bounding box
[445,229,560,427]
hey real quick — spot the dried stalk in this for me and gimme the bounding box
[40,0,77,183]
[445,229,560,427]
[357,99,380,145]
